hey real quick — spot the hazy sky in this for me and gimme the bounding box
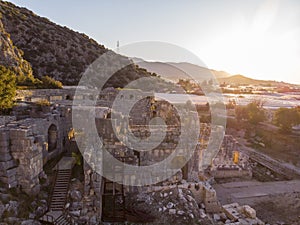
[7,0,300,84]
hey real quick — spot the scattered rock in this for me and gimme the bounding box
[4,217,20,224]
[36,205,47,217]
[89,215,97,224]
[70,190,82,202]
[0,193,10,203]
[213,213,221,221]
[186,195,194,202]
[169,209,176,215]
[70,201,83,210]
[167,202,174,209]
[69,210,81,217]
[21,220,41,225]
[177,210,185,215]
[29,213,36,219]
[0,202,5,218]
[5,201,18,216]
[243,205,256,219]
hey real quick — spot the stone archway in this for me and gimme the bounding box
[48,124,58,152]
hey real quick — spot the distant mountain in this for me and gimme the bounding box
[0,1,293,89]
[133,58,230,82]
[133,58,295,87]
[218,74,290,86]
[0,1,155,87]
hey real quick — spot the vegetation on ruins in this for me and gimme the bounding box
[37,75,63,89]
[274,107,300,133]
[35,99,51,107]
[0,65,16,113]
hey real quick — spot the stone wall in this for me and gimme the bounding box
[16,89,75,102]
[9,124,43,194]
[0,129,18,189]
[0,116,16,126]
[0,105,72,194]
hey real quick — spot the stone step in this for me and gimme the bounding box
[54,214,71,225]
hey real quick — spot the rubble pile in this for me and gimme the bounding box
[66,178,98,225]
[126,187,214,225]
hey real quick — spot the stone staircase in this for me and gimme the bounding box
[50,169,72,211]
[40,156,75,224]
[39,211,72,225]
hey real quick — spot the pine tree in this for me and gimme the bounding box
[0,65,16,113]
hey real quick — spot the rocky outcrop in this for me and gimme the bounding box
[0,19,33,79]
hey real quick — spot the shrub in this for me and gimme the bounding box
[0,65,16,114]
[36,99,50,106]
[38,75,63,89]
[274,107,300,133]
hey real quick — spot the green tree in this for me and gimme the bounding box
[235,105,248,121]
[274,107,300,133]
[235,100,266,125]
[247,101,266,124]
[0,65,16,114]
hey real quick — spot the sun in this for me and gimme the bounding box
[198,0,300,83]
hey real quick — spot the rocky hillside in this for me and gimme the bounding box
[0,19,33,81]
[0,1,153,87]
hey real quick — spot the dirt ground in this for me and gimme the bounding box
[213,180,300,225]
[252,193,300,225]
[223,124,300,224]
[227,124,300,168]
[252,130,300,168]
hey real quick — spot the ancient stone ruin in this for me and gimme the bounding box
[0,87,265,225]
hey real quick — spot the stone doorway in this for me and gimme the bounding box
[48,124,58,152]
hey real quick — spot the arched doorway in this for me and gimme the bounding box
[48,124,58,152]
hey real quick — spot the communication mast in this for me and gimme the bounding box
[117,40,120,53]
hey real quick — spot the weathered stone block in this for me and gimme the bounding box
[0,131,9,141]
[0,144,9,152]
[0,174,16,184]
[243,205,256,219]
[0,160,16,170]
[0,140,9,149]
[0,152,12,162]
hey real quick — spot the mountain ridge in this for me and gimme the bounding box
[0,1,296,88]
[0,1,155,87]
[133,58,294,86]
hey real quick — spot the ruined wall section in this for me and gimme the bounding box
[16,89,75,102]
[9,122,43,194]
[0,128,18,189]
[0,106,72,195]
